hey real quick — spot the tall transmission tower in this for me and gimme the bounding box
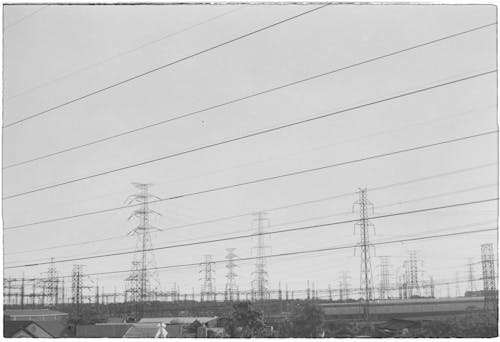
[404,250,422,298]
[43,258,59,306]
[125,183,162,306]
[201,255,216,302]
[481,243,497,312]
[225,248,239,301]
[251,212,271,302]
[378,256,391,300]
[71,265,87,318]
[339,271,351,301]
[353,188,374,319]
[455,272,461,297]
[467,258,476,293]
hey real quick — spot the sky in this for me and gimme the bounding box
[2,3,498,300]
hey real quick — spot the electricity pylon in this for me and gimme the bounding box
[353,188,375,320]
[125,183,162,312]
[251,212,271,302]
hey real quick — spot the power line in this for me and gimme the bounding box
[4,130,496,228]
[4,6,244,102]
[3,23,495,168]
[3,4,329,128]
[5,197,497,269]
[5,226,497,279]
[3,71,497,200]
[4,5,48,31]
[6,179,495,259]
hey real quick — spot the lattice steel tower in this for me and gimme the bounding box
[378,256,391,300]
[467,258,475,293]
[125,183,162,304]
[44,258,59,306]
[225,248,239,301]
[201,254,216,301]
[71,264,87,318]
[405,250,422,297]
[353,188,374,319]
[339,271,351,301]
[481,243,497,311]
[251,212,271,301]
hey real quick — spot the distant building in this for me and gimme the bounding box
[4,309,68,322]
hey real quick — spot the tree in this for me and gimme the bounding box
[223,302,266,337]
[290,302,325,337]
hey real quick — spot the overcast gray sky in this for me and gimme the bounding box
[3,3,498,299]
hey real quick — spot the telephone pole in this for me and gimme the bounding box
[353,188,374,320]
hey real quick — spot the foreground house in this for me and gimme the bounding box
[4,321,59,338]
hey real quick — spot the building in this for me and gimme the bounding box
[123,324,168,338]
[4,321,54,338]
[4,309,68,322]
[139,316,218,327]
[76,324,133,338]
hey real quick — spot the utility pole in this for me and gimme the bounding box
[251,212,270,302]
[225,248,238,301]
[353,188,374,320]
[125,183,162,318]
[481,243,497,312]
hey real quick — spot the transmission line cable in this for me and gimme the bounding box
[5,226,497,279]
[5,177,495,256]
[5,197,496,269]
[3,131,496,228]
[5,6,243,102]
[3,4,329,128]
[3,70,496,200]
[3,22,495,168]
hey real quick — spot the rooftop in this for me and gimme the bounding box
[4,309,68,317]
[76,324,132,338]
[139,316,217,325]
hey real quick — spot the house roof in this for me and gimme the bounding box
[76,324,132,338]
[123,324,164,338]
[4,321,34,337]
[36,320,73,337]
[139,316,217,325]
[4,309,68,317]
[4,320,53,338]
